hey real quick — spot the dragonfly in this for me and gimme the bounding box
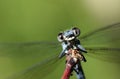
[0,23,120,79]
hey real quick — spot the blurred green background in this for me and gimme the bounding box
[0,0,120,79]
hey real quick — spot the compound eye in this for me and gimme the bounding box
[57,32,64,42]
[72,27,80,37]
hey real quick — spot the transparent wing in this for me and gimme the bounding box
[80,23,120,63]
[0,42,63,79]
[0,42,60,57]
[85,47,120,63]
[8,55,63,79]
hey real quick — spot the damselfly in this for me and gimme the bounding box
[0,23,120,79]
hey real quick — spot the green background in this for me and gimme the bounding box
[0,0,120,79]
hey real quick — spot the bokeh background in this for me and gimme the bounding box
[0,0,120,79]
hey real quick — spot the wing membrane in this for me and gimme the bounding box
[80,23,120,47]
[0,41,60,57]
[7,55,63,79]
[0,42,62,79]
[85,47,120,63]
[80,23,120,63]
